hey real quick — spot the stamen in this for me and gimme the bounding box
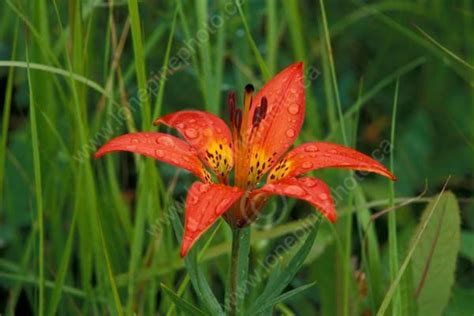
[241,84,254,135]
[252,106,261,128]
[260,97,268,119]
[244,84,255,111]
[234,109,242,132]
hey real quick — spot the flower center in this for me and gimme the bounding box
[228,84,270,189]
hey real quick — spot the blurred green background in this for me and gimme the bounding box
[0,0,472,315]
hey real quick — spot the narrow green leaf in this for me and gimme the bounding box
[46,211,78,316]
[161,284,207,316]
[355,188,383,309]
[127,0,151,128]
[235,0,271,80]
[152,4,179,119]
[26,43,45,316]
[248,218,321,313]
[252,282,316,314]
[388,79,401,315]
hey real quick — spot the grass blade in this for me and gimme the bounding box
[388,79,401,315]
[235,0,271,80]
[26,43,45,316]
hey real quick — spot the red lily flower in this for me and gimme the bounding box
[95,62,396,256]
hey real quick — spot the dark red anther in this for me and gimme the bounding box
[234,109,242,131]
[260,97,268,119]
[252,106,261,128]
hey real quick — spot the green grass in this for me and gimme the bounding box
[0,0,472,315]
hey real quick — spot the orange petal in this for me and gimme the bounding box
[252,177,336,222]
[245,62,305,176]
[268,142,396,182]
[181,182,244,256]
[95,132,211,182]
[154,111,234,177]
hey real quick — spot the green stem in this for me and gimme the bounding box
[229,228,243,316]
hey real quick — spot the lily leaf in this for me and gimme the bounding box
[161,283,207,316]
[251,281,316,314]
[411,191,461,316]
[247,217,321,314]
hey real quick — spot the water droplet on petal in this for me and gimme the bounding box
[176,123,185,129]
[199,183,210,193]
[187,218,199,231]
[287,104,300,115]
[188,119,196,123]
[302,161,313,169]
[155,149,164,157]
[265,184,275,191]
[157,136,174,146]
[318,193,329,200]
[131,138,139,144]
[185,128,198,139]
[302,178,317,187]
[217,198,230,212]
[329,149,338,154]
[284,185,305,196]
[305,145,319,152]
[286,128,295,138]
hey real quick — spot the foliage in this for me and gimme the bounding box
[0,0,472,315]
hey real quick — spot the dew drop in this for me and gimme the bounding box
[302,178,317,187]
[286,128,295,138]
[287,104,300,115]
[284,185,305,196]
[187,218,199,231]
[217,198,230,212]
[329,149,338,154]
[305,145,319,152]
[131,138,140,144]
[155,149,164,157]
[302,161,313,169]
[265,184,275,191]
[157,136,174,146]
[318,193,329,200]
[176,123,185,129]
[199,183,210,193]
[185,128,198,139]
[188,119,196,123]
